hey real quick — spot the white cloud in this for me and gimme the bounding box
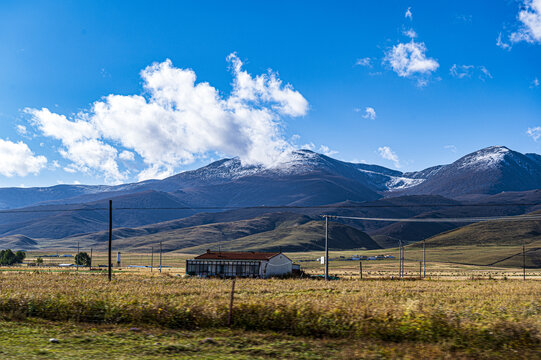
[384,40,439,85]
[355,57,372,67]
[301,142,316,151]
[449,64,492,80]
[496,32,512,50]
[318,145,338,157]
[362,107,377,120]
[449,64,474,79]
[527,126,541,141]
[444,144,457,153]
[511,0,541,44]
[0,139,47,177]
[479,66,493,80]
[26,54,309,182]
[499,0,541,48]
[531,77,540,88]
[25,107,123,183]
[16,125,27,135]
[405,7,412,20]
[119,150,135,161]
[403,29,417,39]
[378,146,401,168]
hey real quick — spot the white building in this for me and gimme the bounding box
[186,251,293,278]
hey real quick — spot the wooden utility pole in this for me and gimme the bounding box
[151,247,153,272]
[108,200,112,281]
[76,241,79,271]
[359,261,363,280]
[90,248,93,270]
[419,261,422,278]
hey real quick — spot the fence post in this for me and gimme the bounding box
[151,247,153,272]
[359,261,362,280]
[159,241,162,273]
[523,241,526,281]
[228,279,236,327]
[90,248,93,270]
[76,241,79,272]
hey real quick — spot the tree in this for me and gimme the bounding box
[15,250,26,263]
[0,249,26,266]
[36,257,44,265]
[75,252,91,266]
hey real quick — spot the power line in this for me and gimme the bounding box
[326,214,541,222]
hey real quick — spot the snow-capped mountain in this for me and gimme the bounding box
[398,146,541,197]
[1,146,541,211]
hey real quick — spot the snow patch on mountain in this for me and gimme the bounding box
[385,176,426,190]
[457,146,510,170]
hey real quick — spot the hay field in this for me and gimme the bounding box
[0,272,540,358]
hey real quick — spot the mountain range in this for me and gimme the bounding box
[1,145,541,253]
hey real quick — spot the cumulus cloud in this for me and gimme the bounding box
[384,39,439,85]
[362,107,377,120]
[0,139,47,177]
[26,54,309,182]
[25,107,123,183]
[378,146,400,168]
[499,0,541,48]
[527,126,541,141]
[511,0,541,44]
[119,150,135,161]
[531,77,540,88]
[355,57,372,67]
[405,7,412,20]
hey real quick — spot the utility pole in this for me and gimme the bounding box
[419,261,422,278]
[159,241,162,273]
[151,247,153,272]
[76,241,79,272]
[523,241,526,281]
[422,239,426,278]
[325,215,329,281]
[90,248,93,270]
[359,261,363,280]
[108,199,112,282]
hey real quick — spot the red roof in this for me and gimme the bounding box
[194,251,281,260]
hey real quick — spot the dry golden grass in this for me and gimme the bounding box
[0,271,540,357]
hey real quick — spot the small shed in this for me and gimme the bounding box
[186,250,293,278]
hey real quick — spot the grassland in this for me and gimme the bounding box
[0,272,540,359]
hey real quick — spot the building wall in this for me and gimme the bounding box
[260,254,292,277]
[186,260,261,277]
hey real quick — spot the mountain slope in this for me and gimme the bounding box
[398,146,541,197]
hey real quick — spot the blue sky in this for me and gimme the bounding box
[0,0,540,186]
